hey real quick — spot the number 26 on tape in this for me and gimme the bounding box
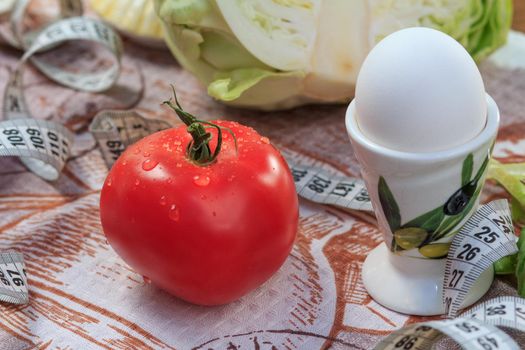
[457,243,481,261]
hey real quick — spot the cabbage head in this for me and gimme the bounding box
[155,0,513,110]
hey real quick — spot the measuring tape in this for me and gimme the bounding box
[0,251,28,304]
[280,149,374,212]
[374,296,523,349]
[0,0,123,180]
[443,199,518,318]
[0,0,123,304]
[288,162,372,212]
[373,201,520,349]
[89,110,172,167]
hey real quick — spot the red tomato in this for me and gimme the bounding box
[100,118,298,305]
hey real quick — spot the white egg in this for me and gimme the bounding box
[355,27,487,153]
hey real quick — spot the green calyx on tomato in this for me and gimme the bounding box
[162,86,236,166]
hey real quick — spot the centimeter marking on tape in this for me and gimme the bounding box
[0,251,28,305]
[374,296,522,350]
[0,0,122,180]
[443,199,518,318]
[463,295,525,330]
[280,149,373,212]
[90,110,172,167]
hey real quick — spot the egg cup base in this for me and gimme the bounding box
[362,243,493,316]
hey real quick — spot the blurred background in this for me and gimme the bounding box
[514,0,524,31]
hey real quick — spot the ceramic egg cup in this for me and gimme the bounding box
[346,94,500,316]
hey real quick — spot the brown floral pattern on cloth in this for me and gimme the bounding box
[0,2,525,347]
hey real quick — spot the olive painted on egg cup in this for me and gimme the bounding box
[345,94,500,315]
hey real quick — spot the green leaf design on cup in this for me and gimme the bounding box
[402,206,444,233]
[378,176,401,232]
[461,153,473,186]
[381,153,490,256]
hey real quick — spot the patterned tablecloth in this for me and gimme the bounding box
[1,6,525,349]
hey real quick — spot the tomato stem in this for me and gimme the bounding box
[162,86,236,166]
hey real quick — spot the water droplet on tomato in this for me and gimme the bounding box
[143,276,152,284]
[134,179,140,186]
[200,194,207,200]
[159,195,167,206]
[176,163,182,168]
[122,160,127,166]
[193,175,210,187]
[143,151,151,157]
[168,204,180,221]
[133,148,141,155]
[261,137,270,144]
[167,178,173,184]
[106,178,112,187]
[142,159,158,171]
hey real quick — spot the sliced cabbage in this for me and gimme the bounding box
[0,0,15,16]
[306,0,369,100]
[91,0,164,43]
[215,0,321,71]
[155,0,512,110]
[368,0,513,62]
[208,69,308,108]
